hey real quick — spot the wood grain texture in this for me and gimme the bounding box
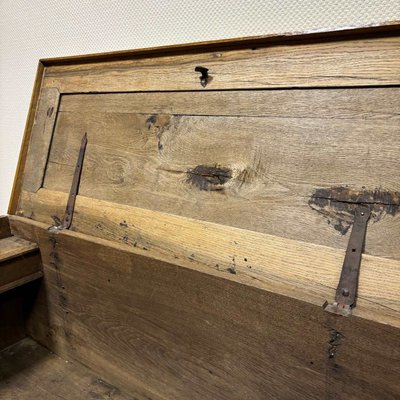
[42,37,400,93]
[0,271,43,296]
[38,88,400,259]
[8,62,45,214]
[0,236,42,295]
[0,217,11,240]
[21,87,60,193]
[0,338,133,400]
[0,252,42,295]
[0,236,38,263]
[11,199,400,327]
[59,87,400,118]
[8,216,400,400]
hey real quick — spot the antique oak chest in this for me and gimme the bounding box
[1,25,400,399]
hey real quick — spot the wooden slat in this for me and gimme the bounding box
[22,87,60,193]
[0,236,38,263]
[59,87,400,119]
[0,236,42,295]
[0,271,43,295]
[9,216,400,400]
[34,87,400,259]
[43,36,400,93]
[0,338,132,400]
[11,197,400,326]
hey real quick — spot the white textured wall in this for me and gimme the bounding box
[1,1,399,213]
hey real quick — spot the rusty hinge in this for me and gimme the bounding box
[324,205,371,316]
[50,133,87,231]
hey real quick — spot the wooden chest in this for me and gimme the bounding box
[1,25,400,399]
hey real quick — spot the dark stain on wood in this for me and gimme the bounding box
[146,114,157,129]
[309,186,400,235]
[328,329,343,360]
[48,232,73,341]
[187,165,232,191]
[146,114,172,152]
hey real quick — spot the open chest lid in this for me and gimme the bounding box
[9,25,400,326]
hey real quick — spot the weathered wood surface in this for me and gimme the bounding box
[0,254,42,296]
[22,87,60,193]
[28,87,400,259]
[0,338,133,399]
[7,28,400,400]
[11,205,400,327]
[42,37,400,92]
[0,236,42,295]
[9,216,400,400]
[8,62,45,215]
[0,217,11,240]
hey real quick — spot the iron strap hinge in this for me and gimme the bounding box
[51,133,87,231]
[324,205,371,316]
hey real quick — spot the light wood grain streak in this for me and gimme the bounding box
[42,37,400,92]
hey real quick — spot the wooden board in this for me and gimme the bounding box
[12,195,400,326]
[21,87,60,193]
[42,36,400,93]
[0,236,38,263]
[8,216,400,400]
[22,87,399,260]
[0,338,133,399]
[0,236,42,295]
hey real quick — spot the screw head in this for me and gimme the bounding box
[342,288,350,297]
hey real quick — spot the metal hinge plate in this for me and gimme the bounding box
[50,133,87,231]
[324,205,371,316]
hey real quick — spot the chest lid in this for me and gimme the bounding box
[9,25,400,326]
